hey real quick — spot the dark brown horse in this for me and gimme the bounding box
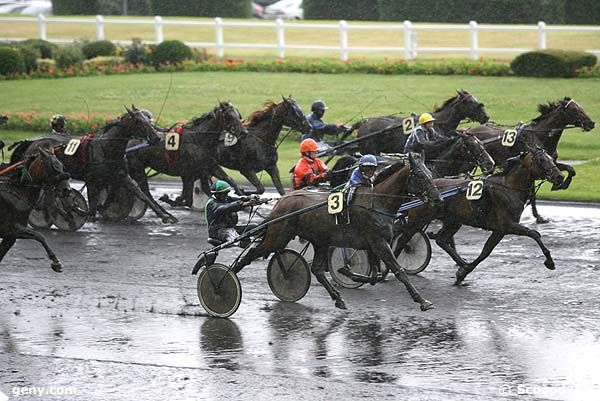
[395,147,564,285]
[0,147,71,272]
[11,107,174,223]
[355,90,489,155]
[127,102,247,208]
[234,154,442,312]
[468,97,594,222]
[214,96,312,196]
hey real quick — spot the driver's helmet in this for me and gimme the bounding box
[358,154,378,180]
[139,109,153,122]
[418,113,435,125]
[300,138,319,155]
[51,114,67,131]
[311,100,328,112]
[211,180,231,195]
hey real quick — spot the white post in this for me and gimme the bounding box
[154,16,163,43]
[339,20,348,62]
[96,15,105,40]
[538,21,547,49]
[469,20,478,60]
[276,18,285,59]
[403,20,413,60]
[215,17,224,59]
[37,14,46,40]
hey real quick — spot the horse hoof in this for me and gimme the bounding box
[420,300,434,311]
[162,216,178,224]
[335,300,347,310]
[544,259,556,270]
[536,217,550,224]
[51,261,63,273]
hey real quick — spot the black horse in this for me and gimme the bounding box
[395,147,565,284]
[10,106,175,223]
[355,90,489,155]
[0,147,71,272]
[468,97,595,222]
[128,102,247,208]
[215,96,312,196]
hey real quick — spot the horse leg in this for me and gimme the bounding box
[455,231,504,285]
[529,187,548,224]
[366,250,384,283]
[86,182,99,222]
[368,238,433,311]
[555,162,574,190]
[312,245,346,309]
[0,237,17,263]
[239,170,265,195]
[265,164,286,196]
[504,222,555,270]
[434,222,468,267]
[122,176,178,224]
[13,224,62,272]
[232,225,293,273]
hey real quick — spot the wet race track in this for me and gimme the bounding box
[1,183,600,401]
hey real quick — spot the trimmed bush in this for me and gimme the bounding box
[511,49,598,77]
[51,0,98,15]
[124,39,149,64]
[18,45,41,73]
[304,0,379,21]
[18,39,57,59]
[0,46,25,75]
[82,40,117,59]
[151,40,192,67]
[54,46,85,69]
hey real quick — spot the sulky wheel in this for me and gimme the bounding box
[284,237,314,265]
[53,189,88,231]
[328,247,371,289]
[197,264,242,318]
[393,229,432,275]
[97,185,134,222]
[128,195,147,221]
[28,190,53,229]
[267,249,311,302]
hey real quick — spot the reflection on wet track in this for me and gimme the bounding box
[1,184,599,400]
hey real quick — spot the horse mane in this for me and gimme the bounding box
[373,160,405,185]
[433,90,467,112]
[188,111,214,128]
[532,97,571,124]
[495,155,523,176]
[246,101,278,125]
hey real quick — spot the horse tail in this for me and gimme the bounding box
[8,140,33,164]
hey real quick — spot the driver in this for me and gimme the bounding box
[348,154,378,188]
[205,180,264,245]
[50,114,69,136]
[292,138,329,190]
[302,100,348,147]
[404,113,452,154]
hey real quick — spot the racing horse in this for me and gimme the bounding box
[127,102,247,207]
[394,147,565,284]
[234,154,442,312]
[355,90,489,155]
[0,146,71,272]
[468,97,594,222]
[214,96,312,196]
[10,107,175,223]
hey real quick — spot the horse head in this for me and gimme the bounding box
[534,98,595,132]
[454,90,489,124]
[216,101,247,138]
[123,105,161,145]
[525,146,564,186]
[281,95,312,135]
[407,153,442,207]
[454,131,495,173]
[29,146,72,195]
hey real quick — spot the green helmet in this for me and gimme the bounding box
[211,180,231,194]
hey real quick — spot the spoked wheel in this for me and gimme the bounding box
[392,229,432,275]
[284,237,314,265]
[28,206,53,229]
[197,263,242,318]
[267,249,311,302]
[328,247,371,289]
[53,189,88,231]
[98,185,134,222]
[128,196,147,221]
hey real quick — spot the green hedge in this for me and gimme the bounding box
[18,39,57,59]
[511,49,597,77]
[304,0,379,21]
[82,40,116,59]
[0,47,25,75]
[54,46,85,69]
[19,46,41,73]
[51,0,98,15]
[149,0,251,17]
[151,40,192,67]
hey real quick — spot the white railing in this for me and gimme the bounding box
[1,15,600,60]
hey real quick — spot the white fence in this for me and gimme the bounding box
[1,15,600,60]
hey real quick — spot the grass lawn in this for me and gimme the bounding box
[1,71,599,199]
[2,16,600,61]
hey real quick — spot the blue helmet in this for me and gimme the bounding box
[358,154,378,167]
